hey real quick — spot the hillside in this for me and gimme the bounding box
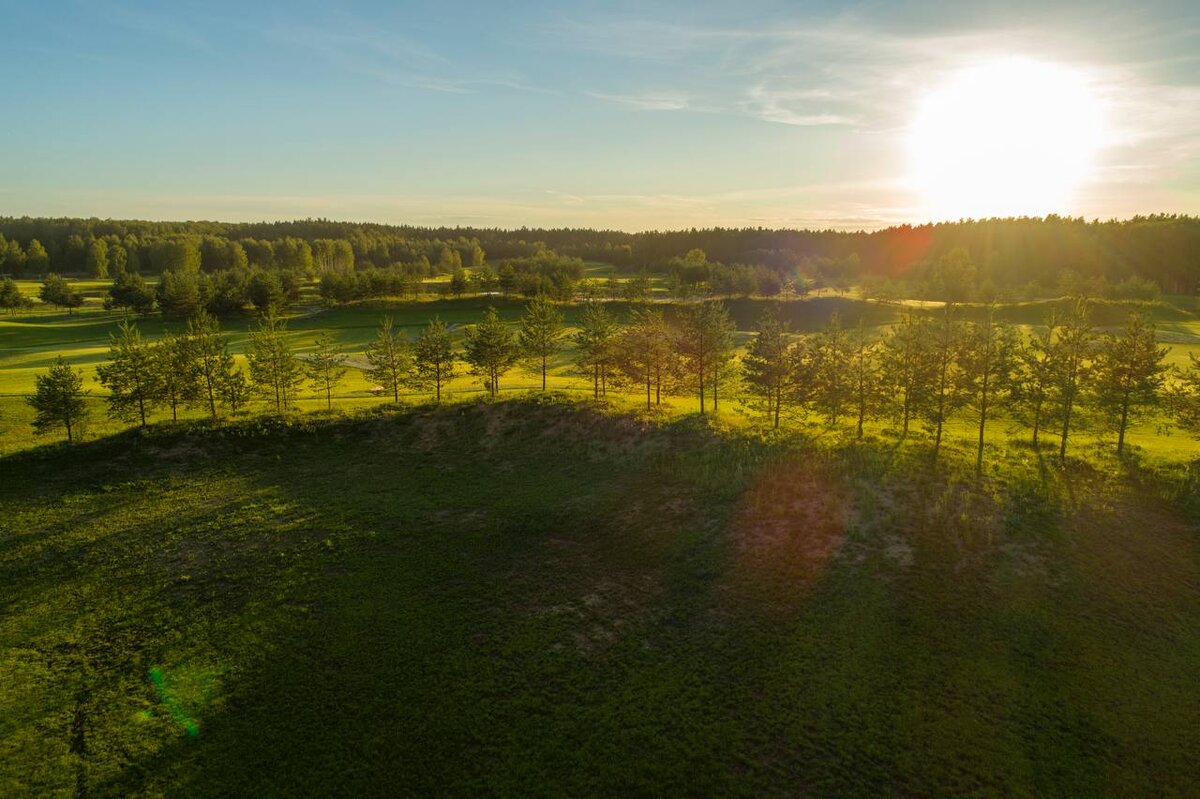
[2,400,1199,796]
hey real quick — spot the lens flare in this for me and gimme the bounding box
[909,57,1108,220]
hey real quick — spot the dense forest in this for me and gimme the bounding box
[1,215,1197,296]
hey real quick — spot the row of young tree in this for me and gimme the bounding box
[742,300,1196,469]
[24,298,1200,467]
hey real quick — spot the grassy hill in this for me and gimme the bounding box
[3,399,1198,796]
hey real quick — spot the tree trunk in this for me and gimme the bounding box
[976,373,990,475]
[934,356,948,461]
[1060,390,1074,462]
[541,355,547,392]
[1117,391,1130,456]
[206,366,217,418]
[856,392,865,440]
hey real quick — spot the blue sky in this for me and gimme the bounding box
[1,0,1197,230]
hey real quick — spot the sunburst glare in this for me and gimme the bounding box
[909,57,1109,220]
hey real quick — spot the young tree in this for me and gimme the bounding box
[364,316,413,404]
[958,305,1019,473]
[1014,314,1059,446]
[412,316,456,403]
[220,367,252,415]
[27,356,89,442]
[187,311,238,419]
[1050,298,1096,462]
[805,313,855,427]
[708,306,737,414]
[623,271,652,301]
[448,267,469,297]
[1091,311,1169,456]
[574,302,619,399]
[0,277,32,314]
[517,294,565,392]
[39,273,83,314]
[96,320,160,428]
[248,271,286,314]
[108,271,156,315]
[742,307,793,428]
[154,333,199,421]
[1167,355,1200,437]
[305,334,349,410]
[879,312,935,438]
[922,304,967,461]
[463,306,519,399]
[616,305,675,411]
[156,270,203,318]
[248,312,304,413]
[676,301,734,415]
[849,319,885,440]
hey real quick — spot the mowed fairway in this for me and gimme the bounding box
[2,400,1199,796]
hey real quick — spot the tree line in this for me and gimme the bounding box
[4,214,1197,297]
[24,297,1200,464]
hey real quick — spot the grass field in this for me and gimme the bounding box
[2,398,1198,795]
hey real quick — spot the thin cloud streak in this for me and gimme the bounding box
[267,15,551,96]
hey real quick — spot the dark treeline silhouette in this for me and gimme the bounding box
[1,215,1197,296]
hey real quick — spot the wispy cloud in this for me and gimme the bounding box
[267,14,550,96]
[554,9,1199,150]
[585,91,692,111]
[98,0,221,56]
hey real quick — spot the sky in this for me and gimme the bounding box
[0,0,1197,231]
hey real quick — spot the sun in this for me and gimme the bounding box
[908,57,1107,220]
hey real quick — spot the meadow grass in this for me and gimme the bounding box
[1,398,1198,796]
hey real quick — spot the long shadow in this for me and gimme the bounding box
[9,400,1200,796]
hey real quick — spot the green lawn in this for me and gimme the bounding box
[2,399,1198,795]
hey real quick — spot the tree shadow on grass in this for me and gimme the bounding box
[69,403,783,796]
[8,400,1200,797]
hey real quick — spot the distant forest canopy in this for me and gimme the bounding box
[0,214,1197,295]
